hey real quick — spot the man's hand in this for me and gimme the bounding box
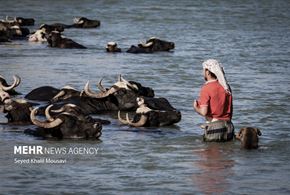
[193,100,208,116]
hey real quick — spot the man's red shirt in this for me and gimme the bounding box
[197,80,232,121]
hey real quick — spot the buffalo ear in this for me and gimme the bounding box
[239,128,245,137]
[255,128,262,136]
[236,128,244,140]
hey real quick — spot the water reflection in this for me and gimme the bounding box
[192,143,234,194]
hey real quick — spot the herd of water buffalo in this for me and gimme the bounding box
[0,16,180,140]
[0,16,175,53]
[0,74,182,140]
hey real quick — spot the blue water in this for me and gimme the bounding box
[1,0,290,194]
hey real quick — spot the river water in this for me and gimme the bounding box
[1,0,290,194]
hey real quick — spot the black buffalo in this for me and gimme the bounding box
[83,75,155,111]
[106,42,121,53]
[118,97,181,127]
[0,95,33,124]
[127,37,175,53]
[29,106,102,139]
[39,24,66,33]
[47,31,86,49]
[72,17,100,28]
[0,21,29,40]
[25,86,60,101]
[45,103,110,125]
[15,17,35,26]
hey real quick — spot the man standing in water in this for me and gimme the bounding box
[193,59,234,142]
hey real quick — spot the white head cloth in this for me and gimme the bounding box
[202,59,231,94]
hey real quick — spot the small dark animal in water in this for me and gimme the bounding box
[236,127,262,149]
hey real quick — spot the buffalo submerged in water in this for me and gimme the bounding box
[118,97,181,127]
[127,37,175,53]
[28,104,102,139]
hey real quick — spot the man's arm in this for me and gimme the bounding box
[193,100,208,116]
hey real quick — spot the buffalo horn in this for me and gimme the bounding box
[140,41,153,48]
[30,107,63,128]
[118,111,128,125]
[51,90,65,102]
[119,75,138,90]
[0,75,21,91]
[126,113,147,127]
[97,78,106,92]
[84,81,117,99]
[45,104,54,122]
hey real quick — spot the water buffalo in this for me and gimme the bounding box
[29,106,102,139]
[1,97,33,124]
[50,86,81,103]
[29,24,71,42]
[25,86,60,101]
[118,97,181,127]
[1,16,34,26]
[0,75,21,95]
[26,84,116,115]
[72,17,100,28]
[0,21,29,40]
[15,17,35,26]
[9,25,30,39]
[47,31,86,49]
[83,75,155,111]
[106,42,121,53]
[45,103,110,125]
[127,37,175,53]
[39,24,65,33]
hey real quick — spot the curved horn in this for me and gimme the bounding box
[15,75,21,86]
[84,81,117,99]
[119,75,138,90]
[126,113,148,127]
[51,90,65,102]
[0,75,21,91]
[141,41,153,48]
[97,78,106,92]
[118,111,128,125]
[30,107,63,128]
[45,104,54,122]
[50,103,77,113]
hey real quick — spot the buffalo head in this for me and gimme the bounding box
[127,37,175,53]
[30,106,102,139]
[118,97,181,127]
[73,17,100,28]
[142,37,175,52]
[0,94,33,124]
[15,17,35,26]
[47,31,86,49]
[106,42,121,53]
